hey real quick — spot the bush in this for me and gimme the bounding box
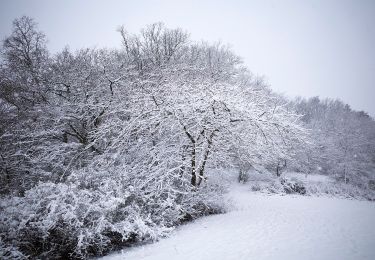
[245,171,375,200]
[0,239,26,260]
[369,180,375,190]
[0,169,225,259]
[238,169,250,183]
[281,178,307,195]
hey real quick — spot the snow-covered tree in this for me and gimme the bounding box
[293,97,375,186]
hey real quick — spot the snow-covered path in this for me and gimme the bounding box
[102,185,375,260]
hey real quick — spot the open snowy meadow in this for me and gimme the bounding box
[103,179,375,260]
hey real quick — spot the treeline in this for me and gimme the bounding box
[0,16,374,259]
[293,97,375,186]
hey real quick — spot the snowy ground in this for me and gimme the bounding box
[102,184,375,260]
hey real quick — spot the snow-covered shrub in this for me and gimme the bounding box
[245,171,375,200]
[238,169,250,183]
[369,180,375,190]
[304,181,375,201]
[246,171,284,194]
[0,238,26,260]
[0,166,225,259]
[280,178,307,195]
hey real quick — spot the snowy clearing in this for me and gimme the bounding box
[102,185,375,260]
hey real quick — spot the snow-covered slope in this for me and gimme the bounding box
[102,184,375,260]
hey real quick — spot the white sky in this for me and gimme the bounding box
[1,0,374,116]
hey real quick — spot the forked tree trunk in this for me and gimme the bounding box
[197,131,216,186]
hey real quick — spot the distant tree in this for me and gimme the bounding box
[0,16,50,194]
[293,97,375,186]
[1,16,49,107]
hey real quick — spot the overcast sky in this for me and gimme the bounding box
[1,0,374,116]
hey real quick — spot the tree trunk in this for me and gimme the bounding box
[197,131,215,186]
[276,161,280,177]
[191,144,196,186]
[197,144,211,186]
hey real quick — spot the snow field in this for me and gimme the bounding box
[102,184,375,260]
